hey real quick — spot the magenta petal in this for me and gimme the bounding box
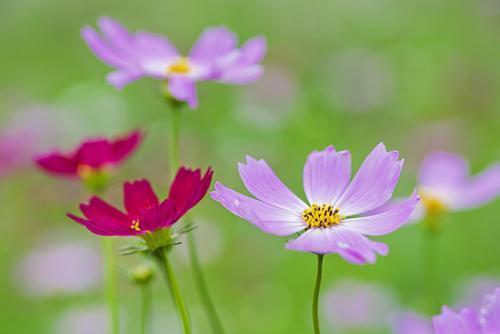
[335,143,403,216]
[286,227,388,264]
[303,146,351,205]
[480,288,500,333]
[419,151,469,187]
[68,213,124,236]
[168,167,213,218]
[210,182,305,236]
[343,191,419,236]
[189,26,237,63]
[123,180,159,216]
[106,69,144,89]
[168,76,198,109]
[139,199,177,230]
[36,153,78,176]
[218,65,264,84]
[451,163,500,210]
[79,197,133,235]
[81,26,131,68]
[238,156,308,212]
[237,36,267,67]
[432,307,481,334]
[111,130,142,163]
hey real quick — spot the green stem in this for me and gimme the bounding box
[167,99,225,333]
[154,248,191,334]
[140,283,152,334]
[187,231,225,334]
[102,238,120,334]
[423,217,440,314]
[312,254,324,334]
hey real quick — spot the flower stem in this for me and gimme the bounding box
[187,231,225,334]
[423,217,440,314]
[154,248,191,334]
[102,237,120,334]
[140,283,152,334]
[312,254,324,334]
[166,98,225,333]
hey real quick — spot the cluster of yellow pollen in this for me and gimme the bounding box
[167,57,191,75]
[421,195,446,216]
[130,219,141,232]
[302,204,342,228]
[76,164,95,179]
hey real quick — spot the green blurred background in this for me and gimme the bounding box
[1,0,499,333]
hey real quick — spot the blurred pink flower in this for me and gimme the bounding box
[393,311,433,334]
[54,306,108,334]
[454,276,500,310]
[411,151,500,222]
[82,17,266,108]
[322,280,397,331]
[13,240,102,297]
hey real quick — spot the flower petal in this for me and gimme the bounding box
[238,156,308,212]
[480,288,500,333]
[36,153,78,176]
[210,182,305,236]
[419,151,469,187]
[81,26,132,68]
[342,191,419,236]
[432,307,481,334]
[335,143,403,216]
[303,146,351,205]
[168,167,213,218]
[111,130,142,163]
[75,140,113,168]
[168,76,198,109]
[123,180,159,216]
[218,65,264,84]
[139,199,177,230]
[106,69,144,89]
[450,163,500,210]
[286,227,388,264]
[97,17,134,53]
[189,26,237,63]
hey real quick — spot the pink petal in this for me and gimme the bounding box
[168,76,199,109]
[480,288,500,333]
[238,156,308,212]
[79,197,133,235]
[451,163,500,210]
[139,199,177,230]
[123,180,159,216]
[432,307,481,334]
[210,182,305,236]
[36,153,78,176]
[168,167,213,218]
[189,26,237,63]
[335,143,403,216]
[110,130,142,163]
[303,146,351,205]
[286,227,388,264]
[342,191,419,236]
[81,26,132,68]
[106,69,144,89]
[419,151,469,187]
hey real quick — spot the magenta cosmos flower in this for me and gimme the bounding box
[211,143,419,264]
[433,288,500,334]
[412,151,500,220]
[68,167,212,247]
[35,130,142,179]
[82,17,267,109]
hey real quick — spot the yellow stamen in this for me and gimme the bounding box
[130,220,141,232]
[77,164,94,179]
[302,204,343,228]
[167,57,191,75]
[419,191,447,216]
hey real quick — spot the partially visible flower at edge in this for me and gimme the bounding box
[35,130,143,190]
[68,167,213,251]
[433,287,500,334]
[82,17,267,109]
[392,311,433,334]
[211,143,419,264]
[411,151,500,222]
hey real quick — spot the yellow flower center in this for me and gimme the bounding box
[76,164,95,179]
[130,219,141,232]
[302,204,343,228]
[419,191,447,216]
[167,57,191,75]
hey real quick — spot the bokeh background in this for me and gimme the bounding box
[1,0,499,333]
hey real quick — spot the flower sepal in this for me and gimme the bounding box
[127,263,156,285]
[80,167,113,194]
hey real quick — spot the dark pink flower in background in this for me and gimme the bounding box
[411,151,500,221]
[35,130,142,179]
[68,167,212,239]
[82,17,267,108]
[211,143,418,264]
[433,288,500,334]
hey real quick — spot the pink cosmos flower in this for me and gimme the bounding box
[68,167,212,241]
[35,130,142,179]
[211,143,418,264]
[82,17,267,109]
[433,288,500,334]
[412,151,500,220]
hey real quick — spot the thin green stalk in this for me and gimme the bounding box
[140,283,152,334]
[154,247,191,334]
[312,254,324,334]
[423,216,440,314]
[102,237,120,334]
[167,99,225,333]
[187,231,225,334]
